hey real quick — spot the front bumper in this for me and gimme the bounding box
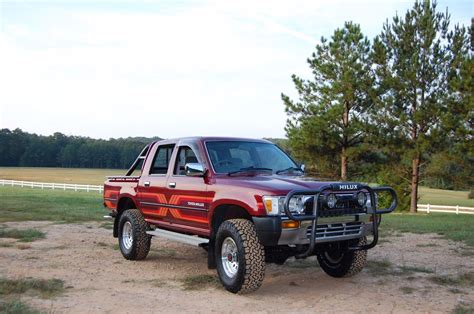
[253,215,372,246]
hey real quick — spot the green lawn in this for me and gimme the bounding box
[419,186,474,207]
[382,213,474,247]
[0,167,125,185]
[0,186,104,222]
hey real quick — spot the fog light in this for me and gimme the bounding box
[327,193,337,208]
[357,192,367,206]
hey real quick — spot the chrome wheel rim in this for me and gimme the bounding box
[221,237,238,278]
[122,221,133,250]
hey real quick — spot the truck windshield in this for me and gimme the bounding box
[205,141,300,175]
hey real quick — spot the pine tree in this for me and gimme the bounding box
[371,1,470,212]
[282,22,373,180]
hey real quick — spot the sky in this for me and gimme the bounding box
[0,0,472,140]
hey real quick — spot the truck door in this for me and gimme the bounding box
[165,144,211,236]
[137,143,175,226]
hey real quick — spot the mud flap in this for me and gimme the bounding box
[207,237,216,269]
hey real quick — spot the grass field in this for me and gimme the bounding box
[418,186,474,207]
[1,167,472,207]
[0,167,125,185]
[0,186,104,222]
[382,213,474,247]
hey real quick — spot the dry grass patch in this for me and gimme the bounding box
[399,266,434,274]
[0,228,45,242]
[0,299,41,314]
[366,260,394,276]
[0,277,64,298]
[400,286,415,294]
[430,273,474,287]
[181,274,219,290]
[16,244,32,250]
[453,305,474,314]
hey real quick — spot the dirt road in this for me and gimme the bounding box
[1,221,473,313]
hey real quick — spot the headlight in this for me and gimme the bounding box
[288,196,307,214]
[326,193,337,208]
[263,196,310,215]
[357,192,367,206]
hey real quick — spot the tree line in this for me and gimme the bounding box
[0,128,160,169]
[282,1,473,212]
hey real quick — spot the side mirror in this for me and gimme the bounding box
[185,163,206,177]
[300,164,306,172]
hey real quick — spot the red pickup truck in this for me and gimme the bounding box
[103,137,397,293]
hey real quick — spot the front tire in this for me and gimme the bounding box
[215,219,265,294]
[316,237,367,278]
[118,209,151,260]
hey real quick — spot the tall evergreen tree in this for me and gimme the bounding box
[282,22,373,180]
[371,1,469,212]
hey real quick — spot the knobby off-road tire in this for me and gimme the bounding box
[316,236,367,278]
[118,209,151,260]
[215,219,265,294]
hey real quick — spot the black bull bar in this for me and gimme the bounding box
[283,183,397,258]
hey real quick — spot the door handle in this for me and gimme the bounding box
[144,181,150,187]
[168,182,176,188]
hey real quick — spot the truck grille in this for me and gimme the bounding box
[307,222,363,239]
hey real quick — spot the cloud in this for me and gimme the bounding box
[0,4,306,138]
[0,0,471,139]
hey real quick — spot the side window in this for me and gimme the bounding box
[174,146,198,175]
[150,145,175,175]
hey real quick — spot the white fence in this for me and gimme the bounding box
[418,204,474,215]
[1,179,473,214]
[0,179,103,193]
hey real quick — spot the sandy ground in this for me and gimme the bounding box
[1,221,473,313]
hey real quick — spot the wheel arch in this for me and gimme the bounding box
[206,203,252,270]
[113,196,138,237]
[210,203,252,236]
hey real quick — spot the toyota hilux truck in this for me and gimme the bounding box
[103,137,397,294]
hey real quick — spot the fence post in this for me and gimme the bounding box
[87,185,89,192]
[75,185,77,192]
[427,204,430,214]
[456,205,459,214]
[21,181,24,188]
[41,183,44,190]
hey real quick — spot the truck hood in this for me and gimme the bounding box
[216,175,344,195]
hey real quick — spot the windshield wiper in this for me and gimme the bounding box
[228,167,273,176]
[276,166,304,175]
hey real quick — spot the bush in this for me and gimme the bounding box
[375,165,411,212]
[469,190,474,200]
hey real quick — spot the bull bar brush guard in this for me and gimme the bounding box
[283,183,397,258]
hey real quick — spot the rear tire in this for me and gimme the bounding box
[118,209,151,260]
[215,219,265,294]
[316,237,367,278]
